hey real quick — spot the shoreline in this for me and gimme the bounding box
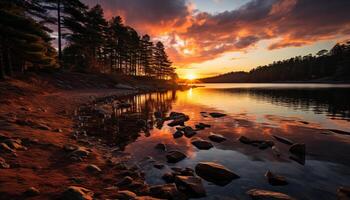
[0,72,183,199]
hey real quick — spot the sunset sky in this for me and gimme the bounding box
[84,0,350,78]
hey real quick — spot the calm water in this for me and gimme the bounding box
[89,84,350,199]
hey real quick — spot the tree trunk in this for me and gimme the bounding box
[57,0,62,66]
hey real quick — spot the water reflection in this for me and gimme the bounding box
[77,84,350,200]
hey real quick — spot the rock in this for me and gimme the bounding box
[0,133,9,141]
[247,189,295,200]
[0,143,15,153]
[3,139,26,150]
[86,164,101,173]
[195,123,211,130]
[61,186,94,200]
[64,144,79,152]
[115,190,137,200]
[273,135,294,145]
[55,128,63,133]
[265,171,288,186]
[154,163,165,169]
[272,146,281,157]
[191,139,214,150]
[175,176,206,198]
[155,143,167,151]
[183,126,197,138]
[68,147,90,160]
[117,176,134,187]
[208,133,226,143]
[289,143,305,156]
[162,173,175,183]
[168,115,190,127]
[136,196,163,200]
[24,187,40,197]
[209,112,226,118]
[238,136,253,144]
[0,157,10,168]
[149,183,186,200]
[173,131,183,139]
[166,151,186,163]
[195,162,239,186]
[337,187,350,200]
[136,119,147,127]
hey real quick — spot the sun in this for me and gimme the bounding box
[186,73,197,81]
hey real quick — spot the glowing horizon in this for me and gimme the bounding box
[85,0,350,79]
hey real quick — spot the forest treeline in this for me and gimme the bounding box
[0,0,176,80]
[201,42,350,83]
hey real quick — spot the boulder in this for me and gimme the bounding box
[247,189,295,200]
[195,123,211,130]
[155,143,167,151]
[61,186,94,200]
[166,151,186,163]
[173,131,183,139]
[24,187,40,197]
[265,171,288,186]
[0,157,10,169]
[115,190,137,200]
[337,187,350,200]
[175,176,206,198]
[86,164,101,173]
[289,143,305,156]
[149,183,186,200]
[209,112,226,118]
[273,135,294,145]
[208,133,226,143]
[183,126,197,138]
[195,162,239,186]
[191,139,213,150]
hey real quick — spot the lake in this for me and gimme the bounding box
[84,83,350,199]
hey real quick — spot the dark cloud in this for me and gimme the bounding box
[83,0,190,34]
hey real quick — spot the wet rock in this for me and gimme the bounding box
[155,143,167,151]
[289,143,305,156]
[265,171,288,186]
[154,163,165,169]
[115,190,137,199]
[162,173,175,183]
[195,162,239,186]
[337,187,350,200]
[149,183,186,200]
[24,187,40,197]
[117,176,134,187]
[247,189,295,200]
[86,164,102,173]
[191,139,214,150]
[166,151,186,163]
[136,119,147,128]
[273,135,294,145]
[0,157,10,168]
[259,141,273,150]
[183,126,197,138]
[61,186,94,200]
[209,112,226,118]
[208,133,226,143]
[175,176,206,198]
[238,136,255,144]
[173,131,183,139]
[195,123,211,130]
[168,115,190,127]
